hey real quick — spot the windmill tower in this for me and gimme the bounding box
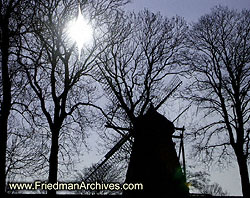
[85,76,189,196]
[123,104,189,197]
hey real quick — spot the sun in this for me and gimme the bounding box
[67,6,93,57]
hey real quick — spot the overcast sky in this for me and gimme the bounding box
[125,0,250,22]
[123,0,250,196]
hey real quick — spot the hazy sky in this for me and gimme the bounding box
[126,0,250,22]
[123,0,250,196]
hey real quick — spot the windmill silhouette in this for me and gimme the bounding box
[85,75,189,196]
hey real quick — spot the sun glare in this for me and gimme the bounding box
[67,6,93,57]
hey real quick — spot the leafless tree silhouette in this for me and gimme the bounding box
[18,0,129,195]
[92,10,188,155]
[0,0,36,195]
[186,168,228,196]
[184,6,250,197]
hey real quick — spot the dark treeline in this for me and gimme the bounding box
[0,0,249,197]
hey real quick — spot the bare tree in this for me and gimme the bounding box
[186,168,228,196]
[185,6,250,197]
[202,182,229,196]
[0,0,34,195]
[20,0,129,195]
[92,10,188,156]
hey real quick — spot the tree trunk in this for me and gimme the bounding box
[235,148,250,197]
[0,19,11,196]
[0,118,8,196]
[47,128,59,196]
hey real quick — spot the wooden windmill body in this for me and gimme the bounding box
[123,105,189,197]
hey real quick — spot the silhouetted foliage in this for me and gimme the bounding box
[187,169,229,196]
[184,6,250,197]
[17,0,129,195]
[93,9,188,160]
[0,0,36,195]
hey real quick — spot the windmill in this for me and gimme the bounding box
[84,75,190,194]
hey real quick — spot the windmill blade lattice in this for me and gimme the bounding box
[85,133,132,182]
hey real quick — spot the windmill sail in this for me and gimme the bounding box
[155,75,182,110]
[85,133,132,182]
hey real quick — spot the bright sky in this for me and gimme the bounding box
[124,0,250,196]
[126,0,250,22]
